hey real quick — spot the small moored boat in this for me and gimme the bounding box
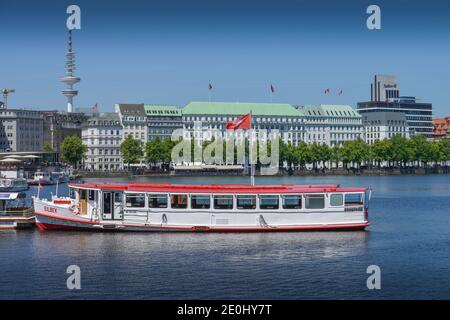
[33,182,371,232]
[0,192,35,229]
[28,171,56,185]
[0,178,29,192]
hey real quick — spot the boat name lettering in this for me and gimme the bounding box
[44,206,57,214]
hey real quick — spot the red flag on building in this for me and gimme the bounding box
[226,113,251,130]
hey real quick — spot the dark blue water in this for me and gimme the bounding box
[0,175,449,299]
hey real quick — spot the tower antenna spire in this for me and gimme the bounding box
[61,29,80,113]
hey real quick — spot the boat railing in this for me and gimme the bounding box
[0,207,34,217]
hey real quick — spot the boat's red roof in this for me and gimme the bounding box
[68,182,367,194]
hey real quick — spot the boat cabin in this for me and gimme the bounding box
[67,183,369,222]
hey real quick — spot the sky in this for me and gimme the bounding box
[1,0,450,117]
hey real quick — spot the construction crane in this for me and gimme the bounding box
[0,88,15,109]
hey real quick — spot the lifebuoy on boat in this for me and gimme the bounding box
[70,204,80,215]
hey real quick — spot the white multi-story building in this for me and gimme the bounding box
[182,101,306,146]
[0,109,44,152]
[115,104,148,143]
[296,105,364,146]
[362,112,409,144]
[81,113,123,171]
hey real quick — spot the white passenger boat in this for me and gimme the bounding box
[29,171,56,185]
[0,178,29,192]
[33,182,371,232]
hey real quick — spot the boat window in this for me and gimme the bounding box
[305,194,325,209]
[214,195,233,210]
[79,189,87,200]
[69,188,76,199]
[148,194,168,208]
[282,195,302,209]
[171,194,188,209]
[260,195,279,210]
[88,190,95,201]
[236,195,256,210]
[345,193,364,205]
[103,192,112,214]
[330,194,344,206]
[125,193,146,208]
[191,195,211,209]
[114,192,122,203]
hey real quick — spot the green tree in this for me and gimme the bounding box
[309,142,321,170]
[330,144,341,169]
[60,135,87,168]
[318,143,331,169]
[409,134,428,167]
[390,134,413,167]
[295,141,311,170]
[43,142,53,152]
[145,137,164,166]
[438,139,450,164]
[120,135,143,168]
[371,139,387,168]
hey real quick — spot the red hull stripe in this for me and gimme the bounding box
[35,211,369,232]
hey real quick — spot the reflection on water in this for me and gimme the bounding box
[1,174,449,299]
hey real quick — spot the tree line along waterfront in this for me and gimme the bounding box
[59,133,450,174]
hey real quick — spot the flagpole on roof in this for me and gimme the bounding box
[208,81,212,103]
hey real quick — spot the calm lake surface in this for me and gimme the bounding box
[0,175,449,299]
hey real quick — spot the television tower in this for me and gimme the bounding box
[61,29,80,113]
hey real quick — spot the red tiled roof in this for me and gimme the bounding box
[432,117,450,137]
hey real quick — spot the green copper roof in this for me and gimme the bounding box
[144,104,181,117]
[183,101,304,116]
[301,105,361,118]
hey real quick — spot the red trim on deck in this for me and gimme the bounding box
[67,182,367,194]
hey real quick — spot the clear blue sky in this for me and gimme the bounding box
[1,0,450,116]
